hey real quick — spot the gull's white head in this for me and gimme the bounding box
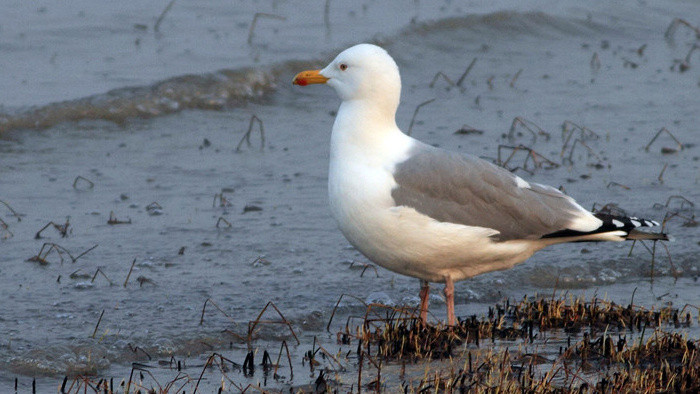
[294,44,401,116]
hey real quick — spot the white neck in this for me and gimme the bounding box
[331,100,400,156]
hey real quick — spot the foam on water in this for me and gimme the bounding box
[0,67,277,133]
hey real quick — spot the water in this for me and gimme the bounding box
[1,0,699,391]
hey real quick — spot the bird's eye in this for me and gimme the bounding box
[339,63,348,71]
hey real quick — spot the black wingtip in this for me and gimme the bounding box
[594,212,660,231]
[541,212,668,241]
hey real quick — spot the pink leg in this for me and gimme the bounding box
[419,280,430,324]
[444,276,455,326]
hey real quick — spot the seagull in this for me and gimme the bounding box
[293,43,667,326]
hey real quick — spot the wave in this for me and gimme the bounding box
[397,11,610,39]
[0,66,278,134]
[0,12,610,134]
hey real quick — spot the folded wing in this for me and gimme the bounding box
[391,143,601,241]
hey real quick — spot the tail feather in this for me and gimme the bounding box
[541,212,668,241]
[626,229,669,241]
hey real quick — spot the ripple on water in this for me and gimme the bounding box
[8,343,112,377]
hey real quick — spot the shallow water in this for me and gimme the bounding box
[1,0,699,391]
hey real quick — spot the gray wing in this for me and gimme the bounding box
[391,144,589,241]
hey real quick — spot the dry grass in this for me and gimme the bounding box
[50,295,699,393]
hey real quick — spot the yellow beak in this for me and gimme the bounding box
[293,70,329,86]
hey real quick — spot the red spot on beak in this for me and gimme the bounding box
[293,69,327,85]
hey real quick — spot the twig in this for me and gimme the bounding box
[658,163,668,184]
[508,117,549,141]
[560,121,599,157]
[637,43,648,57]
[200,298,238,326]
[72,176,94,190]
[497,144,559,171]
[154,0,177,32]
[236,115,265,152]
[665,195,695,209]
[27,243,66,265]
[216,217,232,228]
[591,203,627,217]
[91,268,113,285]
[407,98,435,136]
[659,242,679,281]
[633,240,663,283]
[0,199,22,221]
[456,58,477,87]
[92,310,105,338]
[108,211,131,225]
[428,72,455,88]
[357,349,364,394]
[75,244,99,263]
[247,13,286,45]
[349,261,379,277]
[664,18,700,41]
[673,44,699,72]
[360,264,379,278]
[644,127,683,152]
[247,301,300,344]
[27,243,95,265]
[359,350,383,392]
[326,293,369,332]
[660,210,697,230]
[0,218,13,239]
[509,69,523,88]
[590,52,601,71]
[273,340,294,380]
[486,75,495,89]
[213,193,232,207]
[564,139,603,165]
[606,182,630,190]
[312,341,345,372]
[684,43,699,64]
[35,218,71,239]
[126,363,162,393]
[124,258,136,287]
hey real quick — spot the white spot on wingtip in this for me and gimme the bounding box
[649,220,659,226]
[569,214,603,233]
[612,219,624,228]
[630,219,641,227]
[514,176,530,189]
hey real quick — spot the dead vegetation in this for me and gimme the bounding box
[49,294,698,393]
[497,144,559,173]
[26,242,97,265]
[236,115,266,152]
[35,217,71,239]
[407,98,436,136]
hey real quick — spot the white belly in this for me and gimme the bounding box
[328,155,537,283]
